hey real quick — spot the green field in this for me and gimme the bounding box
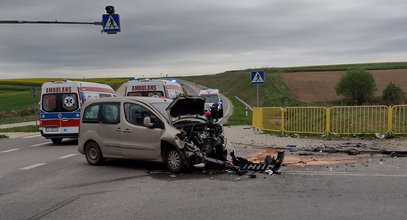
[1,61,406,125]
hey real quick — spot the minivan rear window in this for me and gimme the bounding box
[42,93,78,112]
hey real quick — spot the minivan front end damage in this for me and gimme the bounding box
[174,121,285,174]
[168,96,285,174]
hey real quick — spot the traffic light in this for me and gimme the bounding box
[105,5,115,14]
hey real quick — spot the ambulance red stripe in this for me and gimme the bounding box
[40,119,80,127]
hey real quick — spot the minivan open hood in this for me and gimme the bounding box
[166,96,205,120]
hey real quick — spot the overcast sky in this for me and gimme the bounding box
[1,0,406,79]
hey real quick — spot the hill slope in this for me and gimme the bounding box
[181,70,300,107]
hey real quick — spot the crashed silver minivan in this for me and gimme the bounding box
[78,96,227,172]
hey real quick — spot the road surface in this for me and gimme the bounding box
[1,135,407,219]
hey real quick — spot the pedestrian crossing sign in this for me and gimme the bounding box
[102,14,120,34]
[251,71,265,85]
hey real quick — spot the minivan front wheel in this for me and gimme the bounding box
[165,148,185,173]
[85,141,104,166]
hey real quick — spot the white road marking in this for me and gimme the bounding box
[20,163,46,170]
[1,148,20,153]
[22,134,41,139]
[285,171,407,178]
[58,154,78,159]
[31,142,51,147]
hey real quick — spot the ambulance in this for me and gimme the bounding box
[40,80,116,144]
[124,79,184,99]
[199,89,223,118]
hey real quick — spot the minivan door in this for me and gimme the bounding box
[99,102,122,157]
[121,102,164,160]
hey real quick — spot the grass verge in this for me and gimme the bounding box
[0,125,39,132]
[223,96,252,126]
[0,116,37,125]
[0,134,8,139]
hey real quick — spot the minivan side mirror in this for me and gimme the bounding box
[143,117,154,128]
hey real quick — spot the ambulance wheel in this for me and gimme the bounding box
[51,138,62,144]
[85,141,104,166]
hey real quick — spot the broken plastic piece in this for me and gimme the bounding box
[193,163,205,169]
[286,145,297,152]
[265,169,273,175]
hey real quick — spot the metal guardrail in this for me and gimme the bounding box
[262,107,284,132]
[284,107,327,134]
[252,107,263,129]
[253,105,407,135]
[392,105,407,134]
[330,105,389,134]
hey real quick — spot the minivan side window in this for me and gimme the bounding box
[124,103,162,128]
[82,104,100,123]
[101,103,120,124]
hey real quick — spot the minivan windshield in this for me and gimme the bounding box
[150,102,170,120]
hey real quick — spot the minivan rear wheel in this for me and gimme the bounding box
[85,141,104,165]
[165,148,185,173]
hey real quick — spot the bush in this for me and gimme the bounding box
[335,69,377,105]
[382,82,405,105]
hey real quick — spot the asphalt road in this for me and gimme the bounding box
[1,135,407,220]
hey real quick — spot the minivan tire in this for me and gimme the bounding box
[85,141,104,165]
[165,148,185,173]
[51,138,62,144]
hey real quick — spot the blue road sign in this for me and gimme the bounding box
[102,14,120,34]
[251,71,265,85]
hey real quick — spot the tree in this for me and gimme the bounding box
[335,69,377,105]
[382,82,405,105]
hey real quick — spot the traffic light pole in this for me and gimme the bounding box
[0,20,102,25]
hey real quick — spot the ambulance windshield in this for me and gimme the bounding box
[127,91,164,98]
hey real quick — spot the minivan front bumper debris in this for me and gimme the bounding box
[201,150,285,174]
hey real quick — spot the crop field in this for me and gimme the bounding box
[281,69,407,103]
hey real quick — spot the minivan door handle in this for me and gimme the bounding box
[61,118,69,122]
[123,128,131,133]
[116,128,121,132]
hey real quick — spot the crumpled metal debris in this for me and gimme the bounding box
[200,150,285,176]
